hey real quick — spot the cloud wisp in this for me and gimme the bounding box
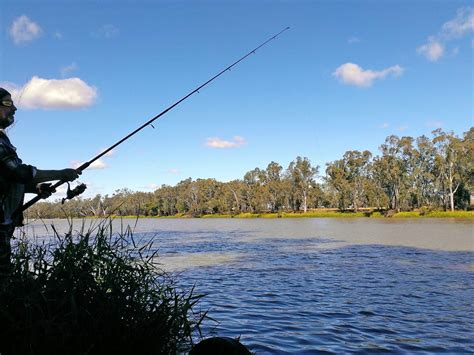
[426,120,444,128]
[60,63,79,77]
[333,63,404,87]
[205,136,246,149]
[93,24,120,39]
[347,36,361,44]
[9,15,42,44]
[418,7,473,61]
[417,37,445,62]
[3,76,97,110]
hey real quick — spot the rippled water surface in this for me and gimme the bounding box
[25,218,474,354]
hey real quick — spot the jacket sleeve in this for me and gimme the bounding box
[0,143,37,184]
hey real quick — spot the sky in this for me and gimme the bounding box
[1,0,473,200]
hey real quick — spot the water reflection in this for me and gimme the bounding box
[156,252,242,271]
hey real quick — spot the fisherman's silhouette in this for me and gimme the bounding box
[0,87,80,275]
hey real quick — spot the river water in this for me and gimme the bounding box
[23,218,474,354]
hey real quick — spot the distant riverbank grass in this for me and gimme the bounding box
[166,210,474,219]
[0,218,205,354]
[392,210,474,218]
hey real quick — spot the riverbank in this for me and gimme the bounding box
[114,210,474,219]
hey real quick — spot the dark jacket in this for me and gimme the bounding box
[0,131,37,227]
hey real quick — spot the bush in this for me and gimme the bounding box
[0,218,205,354]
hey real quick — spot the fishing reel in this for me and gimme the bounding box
[61,182,87,204]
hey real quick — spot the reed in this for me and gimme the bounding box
[0,218,205,354]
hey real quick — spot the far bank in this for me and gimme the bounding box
[112,210,474,219]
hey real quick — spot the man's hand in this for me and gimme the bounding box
[60,168,81,182]
[36,183,56,198]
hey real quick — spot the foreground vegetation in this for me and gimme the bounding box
[0,218,205,354]
[27,128,473,219]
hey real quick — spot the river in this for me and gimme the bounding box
[22,218,474,354]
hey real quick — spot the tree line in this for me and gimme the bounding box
[26,128,473,218]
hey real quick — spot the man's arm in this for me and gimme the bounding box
[32,169,80,183]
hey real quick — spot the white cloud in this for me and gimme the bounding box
[397,125,409,132]
[205,135,246,149]
[417,37,445,62]
[9,15,42,44]
[167,168,180,174]
[4,76,97,110]
[441,7,474,39]
[60,62,79,77]
[379,122,390,129]
[72,159,107,170]
[94,24,119,38]
[144,184,159,191]
[418,7,473,62]
[332,63,404,87]
[99,148,115,157]
[90,160,107,169]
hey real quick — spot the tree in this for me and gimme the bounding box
[325,150,371,211]
[286,157,318,213]
[432,129,469,211]
[264,162,284,212]
[412,135,436,208]
[325,159,351,210]
[372,135,414,211]
[243,168,267,213]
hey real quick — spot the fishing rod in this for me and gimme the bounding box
[21,27,290,212]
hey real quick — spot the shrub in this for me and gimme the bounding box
[0,218,205,354]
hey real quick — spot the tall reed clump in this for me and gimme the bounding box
[0,218,206,354]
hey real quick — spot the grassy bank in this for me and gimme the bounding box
[183,210,474,219]
[84,210,474,219]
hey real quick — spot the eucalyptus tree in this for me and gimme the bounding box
[325,150,371,211]
[463,128,474,194]
[225,179,246,213]
[412,135,437,208]
[154,184,178,216]
[325,159,351,210]
[196,178,224,214]
[264,161,285,212]
[243,168,267,213]
[286,156,318,212]
[343,150,372,211]
[175,178,193,214]
[372,135,414,211]
[432,129,469,211]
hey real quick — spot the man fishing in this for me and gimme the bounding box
[0,87,80,274]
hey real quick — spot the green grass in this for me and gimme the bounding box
[0,218,206,354]
[89,210,474,219]
[392,210,474,218]
[196,210,474,218]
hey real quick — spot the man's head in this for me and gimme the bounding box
[0,88,16,129]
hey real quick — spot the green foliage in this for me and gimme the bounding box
[26,128,473,219]
[0,219,205,354]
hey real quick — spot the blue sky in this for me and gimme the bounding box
[1,1,473,199]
